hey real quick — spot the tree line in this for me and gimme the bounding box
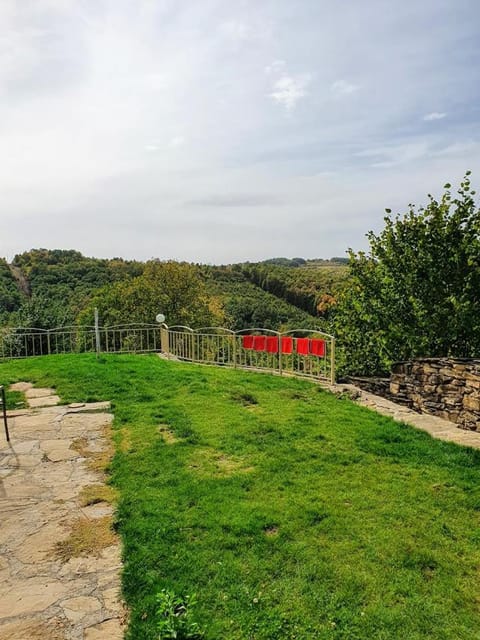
[1,173,478,377]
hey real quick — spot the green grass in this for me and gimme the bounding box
[2,353,480,639]
[2,388,25,410]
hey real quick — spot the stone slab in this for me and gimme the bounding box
[62,596,101,623]
[25,388,56,399]
[27,395,61,408]
[0,616,66,639]
[41,439,79,462]
[0,579,67,619]
[84,618,124,639]
[9,382,33,392]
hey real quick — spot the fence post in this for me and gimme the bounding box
[278,334,282,376]
[94,308,101,359]
[47,330,51,356]
[330,337,336,385]
[160,325,170,358]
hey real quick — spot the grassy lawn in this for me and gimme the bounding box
[2,354,480,639]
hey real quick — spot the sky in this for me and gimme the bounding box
[1,0,480,264]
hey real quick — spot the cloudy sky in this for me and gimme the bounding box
[1,0,479,263]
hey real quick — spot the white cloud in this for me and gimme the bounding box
[269,73,311,111]
[433,140,477,156]
[331,79,360,95]
[357,142,430,168]
[169,136,186,148]
[264,59,286,74]
[423,111,447,121]
[219,20,251,41]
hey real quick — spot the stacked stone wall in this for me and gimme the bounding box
[346,359,480,431]
[390,358,480,431]
[345,376,393,399]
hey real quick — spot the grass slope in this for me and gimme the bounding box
[2,354,480,639]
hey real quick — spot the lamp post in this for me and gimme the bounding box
[156,314,169,356]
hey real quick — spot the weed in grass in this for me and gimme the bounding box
[284,390,310,401]
[187,447,253,477]
[79,484,118,507]
[230,390,258,406]
[263,525,279,537]
[5,389,26,409]
[155,590,203,640]
[119,427,133,453]
[158,425,180,445]
[55,516,116,561]
[305,507,329,526]
[71,425,115,474]
[70,436,89,457]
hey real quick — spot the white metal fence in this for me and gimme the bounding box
[0,324,160,359]
[0,323,335,383]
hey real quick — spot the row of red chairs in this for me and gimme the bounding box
[242,335,326,357]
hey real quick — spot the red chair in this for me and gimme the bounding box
[296,338,309,355]
[266,336,279,353]
[309,339,326,357]
[281,336,293,354]
[242,335,254,349]
[253,336,267,351]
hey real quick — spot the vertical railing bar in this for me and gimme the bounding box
[1,386,9,442]
[330,337,335,384]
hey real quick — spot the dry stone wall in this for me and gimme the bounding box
[346,358,480,431]
[344,376,392,399]
[390,358,480,431]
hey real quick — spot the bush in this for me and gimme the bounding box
[334,173,480,376]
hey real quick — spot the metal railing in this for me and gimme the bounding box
[0,323,336,384]
[0,324,160,359]
[0,325,96,358]
[163,325,335,384]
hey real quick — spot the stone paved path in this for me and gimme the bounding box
[0,383,125,640]
[334,383,480,449]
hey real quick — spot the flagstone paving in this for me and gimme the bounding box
[333,383,480,449]
[0,384,125,640]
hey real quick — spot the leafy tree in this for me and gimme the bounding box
[15,294,76,328]
[0,259,23,315]
[334,173,480,376]
[78,261,225,328]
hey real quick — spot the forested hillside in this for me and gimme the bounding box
[5,250,144,328]
[240,262,348,318]
[204,266,318,329]
[0,249,348,331]
[0,259,23,320]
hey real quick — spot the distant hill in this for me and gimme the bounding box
[0,249,349,330]
[240,256,349,268]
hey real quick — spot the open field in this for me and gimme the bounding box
[2,354,480,639]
